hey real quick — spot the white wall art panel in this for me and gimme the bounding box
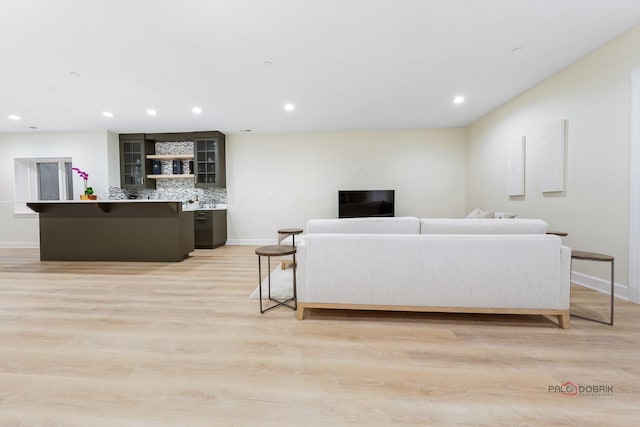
[539,120,567,193]
[507,136,526,196]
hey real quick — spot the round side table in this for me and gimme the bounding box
[277,228,303,270]
[277,228,303,246]
[255,244,297,313]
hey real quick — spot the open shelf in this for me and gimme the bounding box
[147,154,194,160]
[147,174,195,179]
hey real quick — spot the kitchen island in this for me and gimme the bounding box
[27,200,194,262]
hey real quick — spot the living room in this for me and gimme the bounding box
[3,31,640,298]
[1,1,640,425]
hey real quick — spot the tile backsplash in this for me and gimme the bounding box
[157,141,193,156]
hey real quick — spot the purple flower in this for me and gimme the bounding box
[72,167,89,181]
[72,167,93,195]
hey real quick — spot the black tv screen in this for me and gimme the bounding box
[338,190,395,218]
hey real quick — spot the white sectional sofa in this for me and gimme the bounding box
[295,217,571,328]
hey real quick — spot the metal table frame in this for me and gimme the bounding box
[256,245,297,313]
[277,228,303,270]
[570,250,614,326]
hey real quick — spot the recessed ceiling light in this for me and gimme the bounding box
[103,111,114,118]
[8,115,21,120]
[244,129,252,132]
[192,107,202,114]
[264,61,273,69]
[147,109,157,116]
[29,126,38,130]
[453,96,465,104]
[69,71,81,77]
[284,103,295,111]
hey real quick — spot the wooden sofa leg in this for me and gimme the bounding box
[297,305,305,320]
[558,313,570,329]
[281,260,296,270]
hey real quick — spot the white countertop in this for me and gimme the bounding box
[183,204,227,211]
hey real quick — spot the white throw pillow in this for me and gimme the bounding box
[495,211,518,219]
[466,208,495,219]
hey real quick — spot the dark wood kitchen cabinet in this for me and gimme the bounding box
[119,134,156,189]
[194,209,227,249]
[119,131,225,190]
[194,132,225,188]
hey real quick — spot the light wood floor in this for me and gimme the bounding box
[0,246,638,426]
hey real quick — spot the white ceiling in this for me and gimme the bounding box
[2,0,640,135]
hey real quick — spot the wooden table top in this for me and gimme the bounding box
[255,245,297,257]
[277,228,303,235]
[571,250,614,261]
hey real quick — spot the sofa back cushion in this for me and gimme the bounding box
[420,218,549,234]
[306,217,420,234]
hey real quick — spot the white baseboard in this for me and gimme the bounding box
[571,271,629,301]
[0,242,39,248]
[226,239,278,246]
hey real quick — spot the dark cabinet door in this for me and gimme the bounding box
[119,135,155,189]
[193,210,227,249]
[212,210,227,247]
[194,211,213,248]
[194,135,225,188]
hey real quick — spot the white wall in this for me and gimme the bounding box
[0,131,111,246]
[106,131,121,187]
[466,25,640,300]
[226,129,466,242]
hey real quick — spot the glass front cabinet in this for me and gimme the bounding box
[194,132,226,188]
[119,134,156,189]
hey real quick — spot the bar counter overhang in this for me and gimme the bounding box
[27,200,195,262]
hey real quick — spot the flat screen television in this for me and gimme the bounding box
[338,190,395,218]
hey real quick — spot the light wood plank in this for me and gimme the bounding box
[0,246,638,426]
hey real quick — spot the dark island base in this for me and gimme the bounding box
[27,201,195,262]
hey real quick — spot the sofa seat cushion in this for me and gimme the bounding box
[306,217,420,234]
[420,218,548,234]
